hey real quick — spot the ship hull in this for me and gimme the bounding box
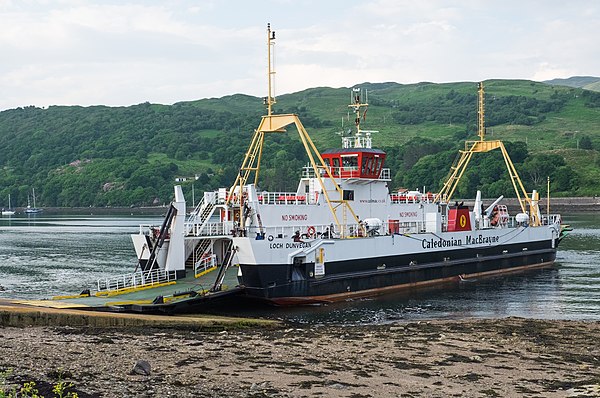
[237,232,558,304]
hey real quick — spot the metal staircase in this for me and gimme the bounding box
[186,195,217,236]
[185,238,212,269]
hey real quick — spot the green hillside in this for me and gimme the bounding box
[1,79,599,208]
[584,81,600,92]
[544,76,600,88]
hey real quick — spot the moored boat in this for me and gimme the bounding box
[125,25,568,306]
[1,194,16,216]
[24,188,43,214]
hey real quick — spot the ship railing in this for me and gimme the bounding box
[96,268,177,293]
[541,214,562,226]
[390,192,436,204]
[301,165,391,181]
[194,253,217,277]
[214,189,316,206]
[301,166,362,178]
[302,166,317,178]
[232,213,564,240]
[474,214,562,230]
[244,220,432,240]
[379,168,391,180]
[186,221,229,237]
[187,192,218,222]
[137,224,160,235]
[246,224,335,240]
[303,166,361,179]
[255,191,318,205]
[187,195,205,220]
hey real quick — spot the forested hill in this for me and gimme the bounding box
[1,79,600,208]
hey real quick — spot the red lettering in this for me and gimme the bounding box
[399,211,418,218]
[281,214,308,222]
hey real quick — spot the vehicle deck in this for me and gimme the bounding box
[11,266,242,314]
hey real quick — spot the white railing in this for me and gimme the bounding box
[186,195,206,223]
[256,191,316,205]
[138,224,156,235]
[542,214,561,226]
[390,193,436,204]
[245,221,428,240]
[185,221,230,237]
[302,166,390,180]
[97,268,177,293]
[241,214,539,241]
[194,254,217,277]
[379,168,391,180]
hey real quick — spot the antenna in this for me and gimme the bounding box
[266,23,277,115]
[344,87,377,149]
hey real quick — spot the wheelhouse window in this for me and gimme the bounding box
[342,155,358,170]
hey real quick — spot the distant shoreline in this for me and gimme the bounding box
[4,197,599,216]
[5,206,167,216]
[461,196,600,214]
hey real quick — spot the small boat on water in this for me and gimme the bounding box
[1,194,16,216]
[25,188,43,214]
[42,25,569,313]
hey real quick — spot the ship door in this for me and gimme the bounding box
[291,256,306,281]
[232,208,241,222]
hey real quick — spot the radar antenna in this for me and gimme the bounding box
[344,87,377,148]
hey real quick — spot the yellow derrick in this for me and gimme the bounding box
[226,25,361,237]
[435,82,541,226]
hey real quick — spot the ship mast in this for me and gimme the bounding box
[477,82,485,141]
[266,23,276,116]
[227,24,363,236]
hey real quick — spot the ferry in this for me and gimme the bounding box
[126,25,569,306]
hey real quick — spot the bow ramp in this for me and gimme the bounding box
[18,185,244,314]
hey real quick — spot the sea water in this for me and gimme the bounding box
[0,213,598,324]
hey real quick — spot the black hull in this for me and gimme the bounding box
[239,239,557,304]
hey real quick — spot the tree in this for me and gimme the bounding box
[579,135,593,150]
[521,154,565,187]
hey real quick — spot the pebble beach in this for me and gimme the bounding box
[1,317,599,397]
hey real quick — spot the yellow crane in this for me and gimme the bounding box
[435,82,541,226]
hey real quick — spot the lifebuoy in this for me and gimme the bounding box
[307,226,316,237]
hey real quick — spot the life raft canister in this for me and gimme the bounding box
[447,205,472,232]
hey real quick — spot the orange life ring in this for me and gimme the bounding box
[307,226,316,237]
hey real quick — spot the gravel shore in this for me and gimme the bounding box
[1,317,599,397]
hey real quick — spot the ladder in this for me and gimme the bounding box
[186,238,211,268]
[186,196,216,236]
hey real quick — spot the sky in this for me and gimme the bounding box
[0,0,598,110]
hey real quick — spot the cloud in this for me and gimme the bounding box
[0,1,599,110]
